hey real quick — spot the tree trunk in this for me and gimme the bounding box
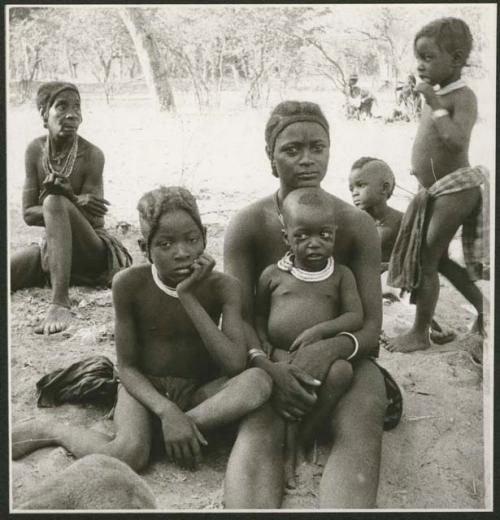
[119,7,175,112]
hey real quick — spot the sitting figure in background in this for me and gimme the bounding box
[12,186,272,475]
[255,187,363,486]
[10,81,132,335]
[345,73,376,120]
[397,74,423,120]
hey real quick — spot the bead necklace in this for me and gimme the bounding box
[42,135,78,179]
[151,264,179,298]
[434,78,466,96]
[277,251,335,282]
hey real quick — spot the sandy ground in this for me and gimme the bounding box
[8,91,493,510]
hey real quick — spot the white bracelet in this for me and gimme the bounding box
[337,332,359,361]
[431,108,449,120]
[248,348,267,363]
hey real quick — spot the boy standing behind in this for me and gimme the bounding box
[349,157,456,344]
[13,187,272,473]
[349,157,402,273]
[386,18,488,352]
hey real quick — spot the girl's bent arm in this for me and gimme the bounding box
[178,274,247,376]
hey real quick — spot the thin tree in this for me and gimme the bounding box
[119,7,175,112]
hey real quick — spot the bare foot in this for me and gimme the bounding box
[385,330,431,353]
[35,304,72,335]
[12,419,57,459]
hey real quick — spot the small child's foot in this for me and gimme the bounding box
[35,304,72,335]
[12,418,57,459]
[385,330,431,353]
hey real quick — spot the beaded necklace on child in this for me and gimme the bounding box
[151,264,179,298]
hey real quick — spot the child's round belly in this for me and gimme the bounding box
[267,300,336,351]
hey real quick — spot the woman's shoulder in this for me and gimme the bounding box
[26,136,45,155]
[226,193,274,234]
[77,136,104,160]
[234,193,274,219]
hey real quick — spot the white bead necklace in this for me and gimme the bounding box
[277,251,335,282]
[151,264,179,298]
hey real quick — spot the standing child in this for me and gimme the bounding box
[12,186,272,473]
[349,156,456,344]
[386,18,488,352]
[255,187,362,485]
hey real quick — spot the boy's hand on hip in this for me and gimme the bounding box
[177,254,215,294]
[269,362,320,421]
[160,404,208,470]
[75,193,110,217]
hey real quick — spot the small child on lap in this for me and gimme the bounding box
[12,186,272,472]
[255,187,362,485]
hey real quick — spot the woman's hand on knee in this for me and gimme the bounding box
[268,363,320,420]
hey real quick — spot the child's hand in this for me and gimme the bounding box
[177,253,215,294]
[160,404,208,469]
[415,82,438,105]
[289,326,323,352]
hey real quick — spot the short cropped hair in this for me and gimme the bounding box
[282,187,334,224]
[351,157,396,198]
[264,101,330,168]
[414,17,473,61]
[137,186,203,249]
